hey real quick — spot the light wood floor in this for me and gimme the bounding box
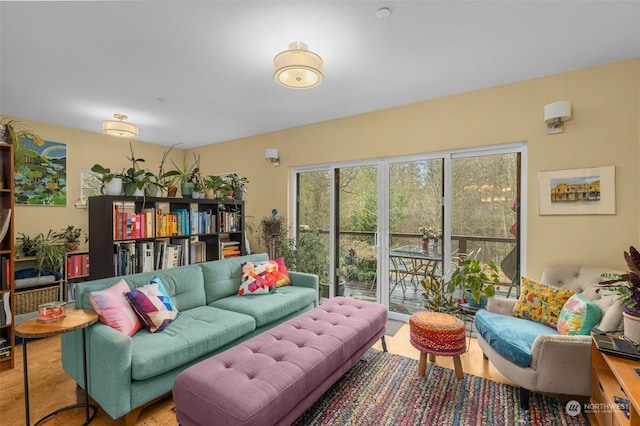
[0,324,593,425]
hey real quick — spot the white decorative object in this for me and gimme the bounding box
[623,311,640,344]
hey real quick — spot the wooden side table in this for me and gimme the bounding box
[15,309,98,425]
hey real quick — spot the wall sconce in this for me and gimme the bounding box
[544,101,572,134]
[266,148,280,166]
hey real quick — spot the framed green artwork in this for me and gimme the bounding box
[15,138,67,205]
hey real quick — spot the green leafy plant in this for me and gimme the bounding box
[275,230,327,285]
[1,117,42,170]
[421,273,460,314]
[600,245,640,316]
[90,164,125,184]
[16,230,66,273]
[52,225,88,247]
[225,173,249,191]
[448,257,500,305]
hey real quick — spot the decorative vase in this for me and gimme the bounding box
[623,311,640,344]
[104,177,123,195]
[181,182,194,198]
[233,189,243,200]
[204,188,215,199]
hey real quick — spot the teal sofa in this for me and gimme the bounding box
[61,253,318,423]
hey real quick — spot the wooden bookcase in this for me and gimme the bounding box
[88,195,244,280]
[0,143,15,371]
[590,338,640,426]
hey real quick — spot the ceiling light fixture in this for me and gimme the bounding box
[273,42,323,89]
[102,113,139,138]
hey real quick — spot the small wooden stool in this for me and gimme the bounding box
[409,311,466,379]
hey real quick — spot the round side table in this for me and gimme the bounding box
[15,309,98,426]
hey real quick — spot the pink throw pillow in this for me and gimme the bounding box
[89,279,142,336]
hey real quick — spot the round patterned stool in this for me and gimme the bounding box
[409,311,466,378]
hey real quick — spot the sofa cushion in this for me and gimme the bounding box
[512,277,575,329]
[238,260,278,295]
[201,254,270,304]
[475,309,558,367]
[272,257,292,287]
[211,286,318,328]
[557,293,601,335]
[126,277,179,333]
[89,279,142,336]
[130,306,256,381]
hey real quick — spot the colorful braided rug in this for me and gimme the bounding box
[293,349,590,426]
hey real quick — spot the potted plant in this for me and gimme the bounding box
[169,154,201,198]
[421,273,460,314]
[90,164,126,195]
[259,214,286,258]
[275,229,343,298]
[16,230,66,274]
[600,245,640,342]
[203,175,226,200]
[448,257,500,308]
[157,143,182,197]
[1,117,42,170]
[225,173,249,200]
[52,225,88,251]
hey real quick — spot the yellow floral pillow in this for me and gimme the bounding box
[512,277,575,329]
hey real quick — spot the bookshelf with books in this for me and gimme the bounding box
[88,195,245,280]
[65,250,90,302]
[0,143,15,371]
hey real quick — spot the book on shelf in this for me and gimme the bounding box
[0,208,11,243]
[219,237,241,259]
[67,281,75,301]
[1,292,11,326]
[0,347,11,359]
[0,254,8,290]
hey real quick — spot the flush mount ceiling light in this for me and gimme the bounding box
[102,113,139,138]
[273,42,323,89]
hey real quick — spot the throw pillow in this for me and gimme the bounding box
[89,279,142,336]
[512,277,575,329]
[238,260,278,295]
[125,276,178,333]
[272,257,292,287]
[557,293,602,335]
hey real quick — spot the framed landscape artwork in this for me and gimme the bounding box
[14,138,67,205]
[538,165,615,215]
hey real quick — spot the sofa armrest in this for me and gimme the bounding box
[62,322,134,419]
[486,296,517,316]
[529,334,592,395]
[289,271,319,291]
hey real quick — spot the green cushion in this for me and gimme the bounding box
[130,306,255,380]
[557,293,602,335]
[210,286,317,327]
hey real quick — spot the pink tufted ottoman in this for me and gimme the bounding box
[409,311,466,378]
[173,297,387,426]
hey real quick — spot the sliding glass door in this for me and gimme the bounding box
[292,143,525,320]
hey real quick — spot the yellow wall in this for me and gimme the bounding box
[4,57,640,277]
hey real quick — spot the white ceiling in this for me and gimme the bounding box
[1,1,639,149]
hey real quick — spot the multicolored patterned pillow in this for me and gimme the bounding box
[125,276,178,333]
[89,279,142,336]
[557,293,602,335]
[512,277,575,329]
[238,260,278,295]
[272,257,291,287]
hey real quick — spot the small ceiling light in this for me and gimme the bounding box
[376,7,391,18]
[102,113,139,138]
[273,42,323,89]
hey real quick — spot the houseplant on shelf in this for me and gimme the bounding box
[169,154,201,198]
[599,245,640,343]
[447,257,500,308]
[52,225,88,251]
[16,230,67,274]
[202,175,227,200]
[90,164,126,195]
[225,173,249,200]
